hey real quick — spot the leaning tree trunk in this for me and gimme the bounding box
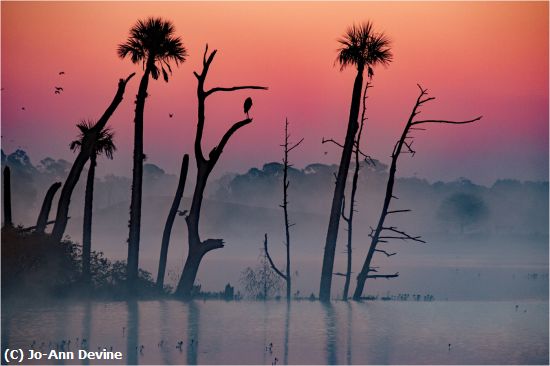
[174,45,267,299]
[342,83,370,300]
[51,73,134,242]
[156,154,189,290]
[352,85,480,300]
[82,154,97,284]
[3,166,12,228]
[127,63,152,291]
[35,182,62,234]
[319,64,364,302]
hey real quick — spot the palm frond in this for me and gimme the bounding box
[94,128,116,160]
[70,120,95,153]
[336,21,392,74]
[118,17,187,75]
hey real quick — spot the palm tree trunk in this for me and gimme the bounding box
[3,166,12,228]
[35,182,62,234]
[51,73,134,242]
[127,66,152,291]
[82,154,97,284]
[319,64,364,301]
[156,154,189,290]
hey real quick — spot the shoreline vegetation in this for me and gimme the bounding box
[2,225,446,303]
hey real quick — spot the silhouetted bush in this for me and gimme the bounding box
[1,228,158,301]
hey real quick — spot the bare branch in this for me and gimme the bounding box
[375,249,397,257]
[263,233,287,280]
[20,219,61,233]
[381,227,426,243]
[411,116,482,126]
[367,272,399,279]
[205,85,268,97]
[288,138,304,152]
[322,137,344,148]
[322,137,372,160]
[209,118,253,162]
[201,238,225,253]
[386,209,411,215]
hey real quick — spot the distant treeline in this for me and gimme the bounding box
[2,149,547,238]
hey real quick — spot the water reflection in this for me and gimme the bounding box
[186,301,199,365]
[1,309,10,366]
[159,300,171,365]
[126,300,138,365]
[0,300,546,365]
[81,302,92,365]
[322,302,338,365]
[346,301,352,365]
[283,301,290,365]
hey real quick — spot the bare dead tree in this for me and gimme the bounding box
[174,45,267,299]
[51,73,135,242]
[352,85,481,300]
[35,182,62,234]
[264,119,303,300]
[156,154,189,290]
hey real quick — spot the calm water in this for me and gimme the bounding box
[2,300,547,365]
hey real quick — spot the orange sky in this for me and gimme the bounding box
[1,1,548,184]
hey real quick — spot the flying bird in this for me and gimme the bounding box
[59,71,65,75]
[169,113,173,118]
[21,107,26,111]
[243,97,253,119]
[55,86,63,91]
[55,90,61,94]
[177,210,188,217]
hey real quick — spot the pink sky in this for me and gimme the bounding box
[1,1,548,185]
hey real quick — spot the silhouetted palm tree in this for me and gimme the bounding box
[319,21,392,301]
[71,121,116,284]
[118,17,187,290]
[51,73,134,243]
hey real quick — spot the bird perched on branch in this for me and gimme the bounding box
[244,97,253,119]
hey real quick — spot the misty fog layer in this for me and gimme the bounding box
[2,149,548,298]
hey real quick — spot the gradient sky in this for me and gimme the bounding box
[1,1,548,185]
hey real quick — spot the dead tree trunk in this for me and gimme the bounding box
[35,182,62,234]
[156,154,189,290]
[51,73,135,242]
[174,45,267,299]
[352,85,481,300]
[3,166,12,228]
[342,83,371,300]
[265,119,303,301]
